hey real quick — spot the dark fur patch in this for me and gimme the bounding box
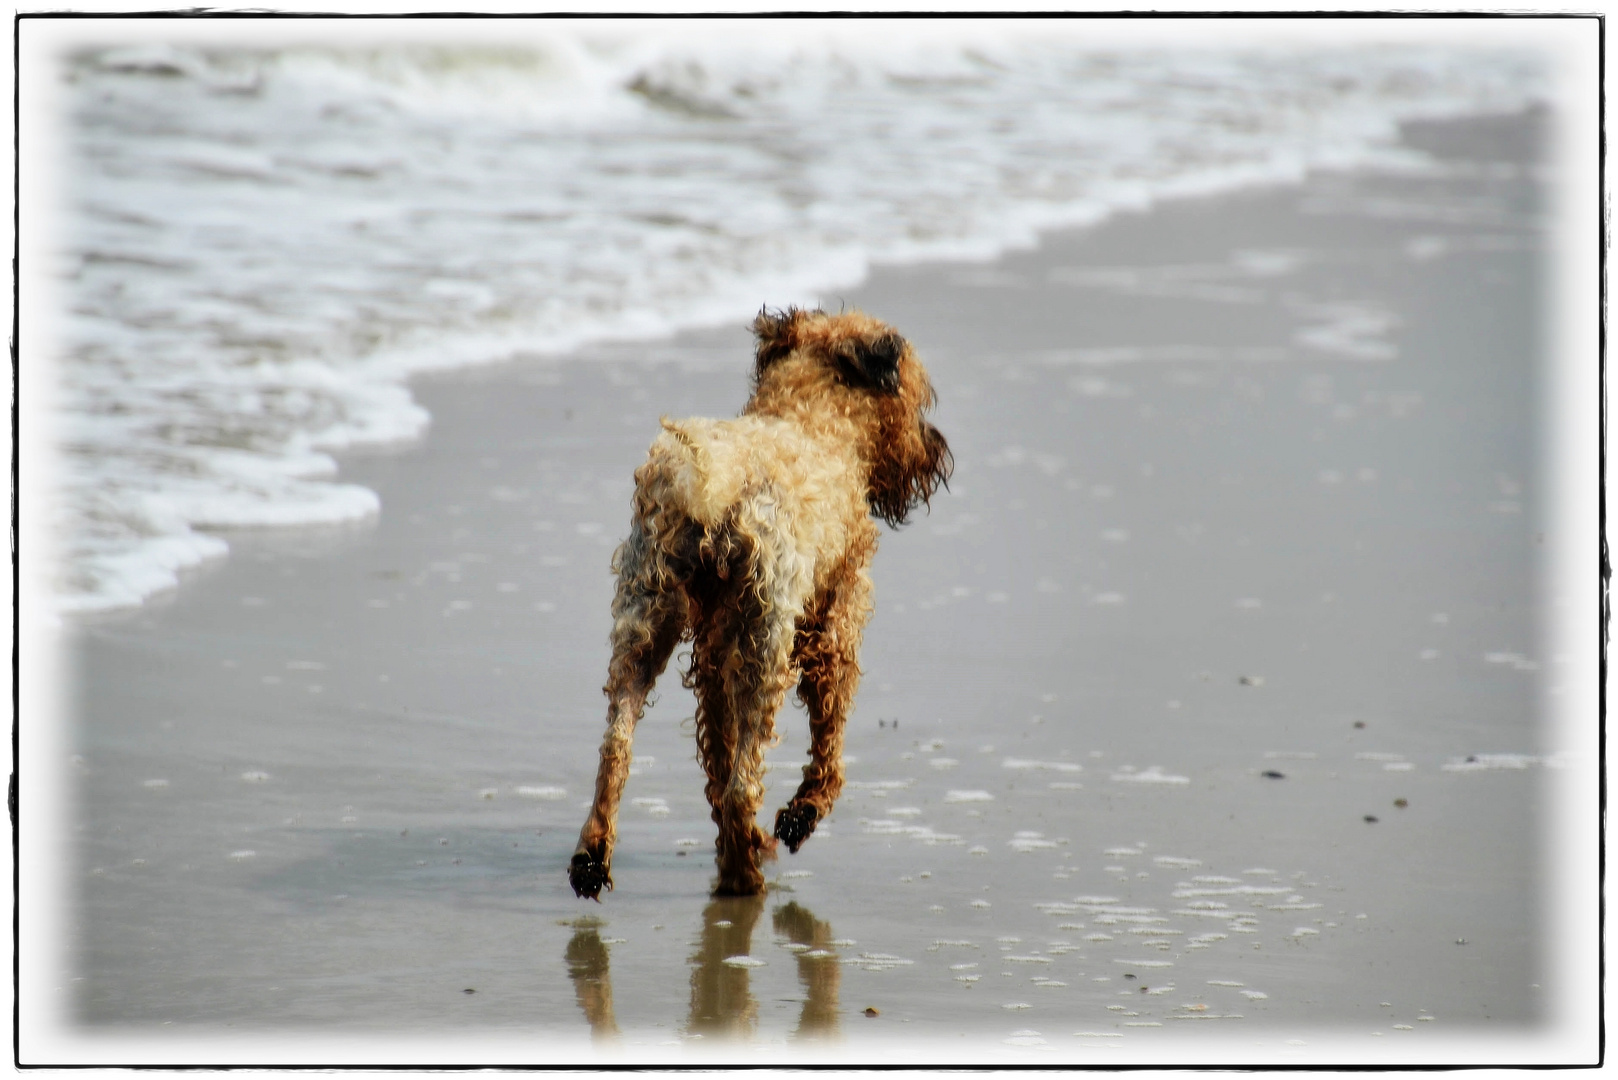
[869,419,952,528]
[752,306,800,375]
[833,332,904,393]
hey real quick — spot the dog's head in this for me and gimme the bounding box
[748,307,952,528]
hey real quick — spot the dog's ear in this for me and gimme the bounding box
[835,332,904,394]
[753,307,799,373]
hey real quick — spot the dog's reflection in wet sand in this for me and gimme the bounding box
[564,919,620,1042]
[687,894,767,1036]
[564,897,841,1041]
[772,900,841,1041]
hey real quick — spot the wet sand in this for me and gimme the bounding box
[32,109,1595,1065]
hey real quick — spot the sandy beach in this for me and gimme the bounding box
[34,107,1595,1065]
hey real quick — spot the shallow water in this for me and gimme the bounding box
[37,23,1546,613]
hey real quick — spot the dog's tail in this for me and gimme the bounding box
[648,417,748,528]
[660,416,711,478]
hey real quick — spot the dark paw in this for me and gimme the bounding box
[569,851,611,900]
[773,802,819,854]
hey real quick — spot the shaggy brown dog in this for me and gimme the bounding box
[569,307,952,899]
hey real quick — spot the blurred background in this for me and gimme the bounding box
[42,20,1547,614]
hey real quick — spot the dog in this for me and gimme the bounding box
[569,307,952,898]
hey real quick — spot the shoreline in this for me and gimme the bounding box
[46,105,1552,622]
[34,107,1596,1065]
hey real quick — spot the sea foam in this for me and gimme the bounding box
[49,30,1546,612]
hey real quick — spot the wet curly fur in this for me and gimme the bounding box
[570,308,952,898]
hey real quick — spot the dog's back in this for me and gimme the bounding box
[638,414,872,610]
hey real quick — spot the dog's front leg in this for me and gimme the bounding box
[776,555,874,853]
[571,527,686,900]
[571,694,645,900]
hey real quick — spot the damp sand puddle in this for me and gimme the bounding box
[102,682,1536,1048]
[543,732,1491,1048]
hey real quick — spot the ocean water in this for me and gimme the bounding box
[46,24,1545,613]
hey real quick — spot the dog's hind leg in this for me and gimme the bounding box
[571,518,689,900]
[713,626,795,896]
[775,545,876,854]
[689,568,798,897]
